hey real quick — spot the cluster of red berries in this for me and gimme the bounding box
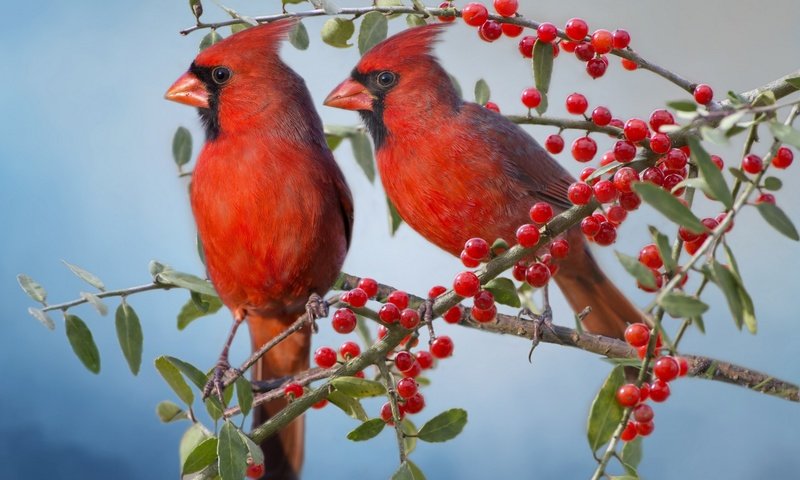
[615,323,688,441]
[457,1,523,43]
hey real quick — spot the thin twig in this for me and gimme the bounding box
[41,282,168,312]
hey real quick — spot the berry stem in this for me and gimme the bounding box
[506,115,622,136]
[376,360,409,464]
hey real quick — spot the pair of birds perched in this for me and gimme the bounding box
[165,20,639,479]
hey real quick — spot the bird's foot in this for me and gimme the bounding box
[517,306,556,363]
[202,358,242,404]
[305,293,329,333]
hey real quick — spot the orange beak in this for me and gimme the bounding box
[165,71,209,108]
[324,78,374,111]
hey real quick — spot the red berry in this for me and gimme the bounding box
[676,356,689,377]
[623,118,648,143]
[387,290,409,310]
[314,347,337,368]
[530,202,554,223]
[742,154,763,174]
[462,3,488,26]
[616,383,640,407]
[464,237,490,261]
[431,336,454,358]
[396,377,418,399]
[545,134,564,153]
[283,382,304,400]
[525,262,551,287]
[537,22,558,43]
[394,351,416,372]
[591,180,616,204]
[379,302,401,324]
[624,323,650,347]
[345,288,368,308]
[568,182,593,204]
[590,29,613,54]
[512,261,527,281]
[460,250,481,267]
[471,303,497,323]
[613,167,639,193]
[593,222,617,246]
[332,308,357,333]
[649,379,670,402]
[564,18,588,41]
[586,57,607,78]
[473,290,495,310]
[709,154,724,170]
[772,146,794,169]
[416,350,434,369]
[484,101,500,113]
[664,148,687,170]
[436,2,456,23]
[566,93,589,115]
[693,83,713,105]
[501,22,524,37]
[380,401,403,424]
[663,173,684,195]
[580,167,597,182]
[633,403,654,423]
[571,137,597,162]
[549,238,570,258]
[639,382,651,402]
[592,106,612,126]
[453,271,481,297]
[377,325,388,340]
[516,223,541,248]
[403,392,426,414]
[619,191,642,211]
[521,88,542,109]
[580,216,601,237]
[621,58,638,70]
[641,167,664,186]
[443,305,462,324]
[607,205,626,225]
[684,238,704,255]
[357,278,378,298]
[613,140,637,163]
[574,42,595,61]
[756,193,776,205]
[339,341,361,360]
[478,20,503,42]
[649,133,671,154]
[638,244,663,269]
[635,420,655,436]
[654,356,680,382]
[493,0,518,16]
[518,36,535,57]
[428,285,447,299]
[312,399,328,409]
[620,422,637,442]
[637,268,663,292]
[612,29,631,49]
[561,40,578,52]
[649,109,675,132]
[399,308,420,329]
[246,463,265,479]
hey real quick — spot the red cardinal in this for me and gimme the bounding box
[325,24,639,339]
[165,20,353,479]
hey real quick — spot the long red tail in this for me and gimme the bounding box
[554,229,645,339]
[248,314,311,480]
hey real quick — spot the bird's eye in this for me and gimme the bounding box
[212,66,232,85]
[376,71,396,87]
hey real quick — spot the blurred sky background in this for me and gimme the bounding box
[2,1,799,479]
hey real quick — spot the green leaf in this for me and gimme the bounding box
[180,424,210,469]
[238,430,264,467]
[687,137,733,208]
[165,356,209,390]
[156,400,188,423]
[659,292,709,318]
[474,79,490,105]
[585,161,621,183]
[756,202,799,241]
[406,14,427,27]
[417,408,467,442]
[727,167,750,183]
[321,18,355,48]
[79,291,108,316]
[483,277,521,308]
[722,244,757,334]
[62,260,105,291]
[332,376,386,398]
[235,377,253,418]
[711,261,744,330]
[615,251,656,289]
[448,74,462,99]
[632,182,707,233]
[189,0,203,20]
[350,132,375,183]
[155,356,194,405]
[752,90,776,107]
[648,226,676,274]
[346,418,385,441]
[217,421,248,480]
[770,122,800,149]
[172,126,192,168]
[387,196,403,235]
[17,274,46,303]
[205,397,223,421]
[785,75,800,90]
[531,44,552,114]
[230,23,248,35]
[156,269,217,296]
[763,176,782,191]
[358,12,388,55]
[178,293,223,330]
[586,366,625,452]
[718,110,746,132]
[700,125,728,145]
[620,436,643,474]
[288,21,310,50]
[690,315,706,334]
[666,100,697,112]
[199,30,223,51]
[401,418,418,454]
[326,134,344,151]
[115,302,143,375]
[183,437,219,475]
[392,460,427,480]
[28,307,55,330]
[65,315,100,374]
[328,390,368,421]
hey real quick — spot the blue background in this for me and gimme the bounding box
[1,1,798,479]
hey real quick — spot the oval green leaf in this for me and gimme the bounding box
[332,376,386,398]
[328,390,368,421]
[417,408,467,443]
[183,437,219,475]
[769,122,800,149]
[116,302,143,375]
[288,21,310,50]
[648,226,676,274]
[180,424,210,469]
[483,277,521,308]
[62,260,105,291]
[474,79,490,105]
[17,274,46,303]
[346,418,386,441]
[586,365,624,452]
[65,314,100,374]
[80,291,108,316]
[350,132,375,183]
[156,400,188,423]
[756,202,799,241]
[321,18,355,48]
[178,293,223,330]
[687,137,733,208]
[173,126,192,168]
[631,182,707,233]
[387,196,404,235]
[156,269,217,296]
[199,30,223,51]
[217,421,248,480]
[532,40,553,115]
[659,292,709,318]
[28,307,55,330]
[615,251,656,289]
[392,460,427,480]
[358,11,388,54]
[155,356,194,405]
[235,376,253,418]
